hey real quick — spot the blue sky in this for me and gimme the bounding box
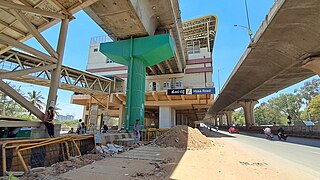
[8,0,317,118]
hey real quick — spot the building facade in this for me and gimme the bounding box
[71,15,218,129]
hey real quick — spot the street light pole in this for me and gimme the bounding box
[244,0,253,42]
[234,25,253,42]
[218,69,221,94]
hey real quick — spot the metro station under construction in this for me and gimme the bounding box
[0,0,319,178]
[0,0,218,176]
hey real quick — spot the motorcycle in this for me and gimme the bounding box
[265,133,274,140]
[277,132,288,141]
[263,129,273,140]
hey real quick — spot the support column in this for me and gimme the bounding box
[214,116,218,126]
[218,114,223,126]
[225,110,233,126]
[159,106,173,128]
[171,108,176,127]
[118,104,125,129]
[238,100,258,127]
[46,18,69,110]
[302,57,320,76]
[100,34,174,130]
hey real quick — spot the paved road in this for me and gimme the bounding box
[202,125,320,175]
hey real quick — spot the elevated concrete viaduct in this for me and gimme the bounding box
[207,0,320,127]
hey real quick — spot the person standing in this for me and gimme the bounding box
[77,119,82,134]
[80,122,86,134]
[134,119,140,144]
[44,106,55,138]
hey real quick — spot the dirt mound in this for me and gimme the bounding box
[155,125,214,149]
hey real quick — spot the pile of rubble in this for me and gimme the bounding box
[95,144,124,155]
[154,125,214,150]
[18,144,138,180]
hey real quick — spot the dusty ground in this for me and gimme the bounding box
[16,127,319,180]
[170,137,318,180]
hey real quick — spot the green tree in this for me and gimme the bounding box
[295,78,320,105]
[268,93,303,120]
[26,90,45,115]
[53,104,61,116]
[0,82,26,116]
[254,103,286,125]
[232,109,245,125]
[308,95,320,120]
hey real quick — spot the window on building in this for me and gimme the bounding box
[163,82,171,89]
[106,58,113,64]
[175,81,182,87]
[93,48,98,52]
[186,41,200,54]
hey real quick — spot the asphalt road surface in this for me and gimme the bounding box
[203,126,320,175]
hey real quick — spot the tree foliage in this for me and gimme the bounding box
[0,82,26,116]
[26,90,45,110]
[232,109,245,125]
[308,95,320,119]
[267,93,303,120]
[251,78,319,124]
[295,78,320,105]
[254,103,286,125]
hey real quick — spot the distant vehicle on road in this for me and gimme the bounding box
[228,126,239,133]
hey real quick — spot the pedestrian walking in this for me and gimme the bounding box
[44,106,55,138]
[134,119,140,144]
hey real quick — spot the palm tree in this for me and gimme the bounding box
[26,90,45,115]
[54,104,61,116]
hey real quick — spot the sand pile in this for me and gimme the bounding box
[155,125,214,149]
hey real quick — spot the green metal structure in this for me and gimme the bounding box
[100,34,174,130]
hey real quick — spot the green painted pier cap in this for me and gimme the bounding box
[99,34,174,66]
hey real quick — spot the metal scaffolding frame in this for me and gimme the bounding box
[0,0,98,119]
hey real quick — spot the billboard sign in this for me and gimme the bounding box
[192,88,215,94]
[167,89,186,95]
[167,88,215,95]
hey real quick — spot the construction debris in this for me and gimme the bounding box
[18,144,138,180]
[154,125,214,149]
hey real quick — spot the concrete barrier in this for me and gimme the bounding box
[208,124,320,139]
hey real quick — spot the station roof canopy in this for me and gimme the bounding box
[0,0,97,55]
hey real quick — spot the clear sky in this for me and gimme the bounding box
[8,0,317,118]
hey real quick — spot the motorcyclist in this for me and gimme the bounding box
[277,127,285,135]
[277,127,287,140]
[264,126,272,137]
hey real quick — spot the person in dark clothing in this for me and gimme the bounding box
[277,127,285,134]
[102,124,108,133]
[44,106,55,138]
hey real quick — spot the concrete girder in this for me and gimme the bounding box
[0,80,44,119]
[302,57,320,76]
[156,63,166,74]
[208,0,318,115]
[84,0,157,40]
[165,60,174,74]
[238,100,258,128]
